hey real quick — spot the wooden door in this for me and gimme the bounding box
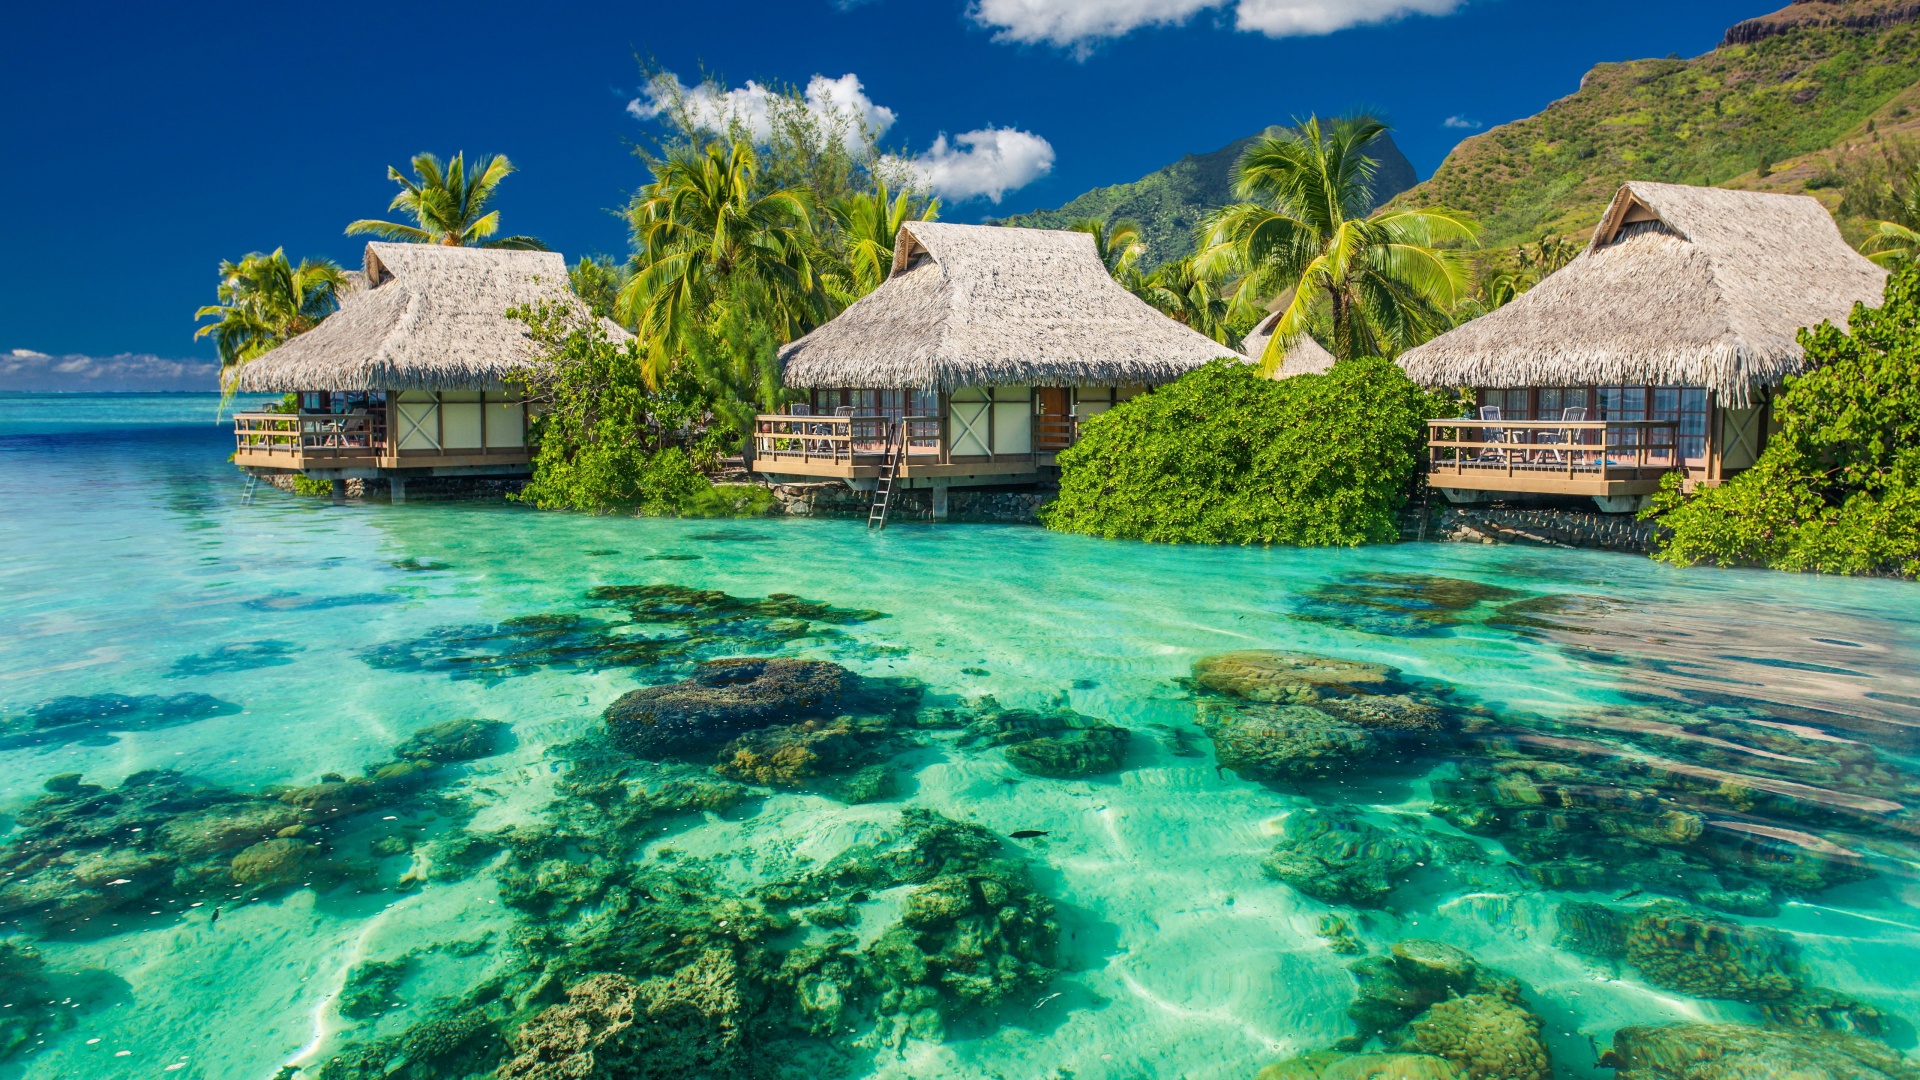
[1036,387,1072,450]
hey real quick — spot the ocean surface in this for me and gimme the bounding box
[2,393,1918,1080]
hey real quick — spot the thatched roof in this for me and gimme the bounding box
[229,243,626,393]
[1240,313,1338,378]
[1396,181,1887,406]
[779,221,1237,390]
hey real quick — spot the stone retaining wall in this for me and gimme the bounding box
[1433,505,1661,554]
[251,471,527,501]
[764,481,1050,524]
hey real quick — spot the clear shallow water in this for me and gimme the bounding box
[2,394,1919,1079]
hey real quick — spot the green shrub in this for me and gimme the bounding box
[1041,358,1449,546]
[507,303,743,516]
[1648,266,1920,577]
[289,474,334,497]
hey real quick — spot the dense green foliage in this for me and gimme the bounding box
[999,127,1415,269]
[1396,19,1920,249]
[1199,117,1477,364]
[194,248,348,405]
[1041,359,1449,546]
[507,302,768,517]
[1648,266,1920,577]
[346,151,546,249]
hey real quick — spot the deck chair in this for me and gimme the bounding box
[830,405,857,459]
[1537,406,1586,466]
[1475,405,1507,463]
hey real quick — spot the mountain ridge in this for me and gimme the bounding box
[993,127,1417,268]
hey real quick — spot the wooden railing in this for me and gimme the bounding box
[1426,419,1682,481]
[1034,415,1077,452]
[234,411,388,461]
[754,414,944,464]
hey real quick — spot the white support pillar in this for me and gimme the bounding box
[330,478,347,504]
[931,479,950,520]
[389,476,407,504]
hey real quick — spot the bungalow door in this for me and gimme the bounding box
[1035,387,1072,451]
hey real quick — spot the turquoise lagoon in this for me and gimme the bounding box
[2,393,1919,1079]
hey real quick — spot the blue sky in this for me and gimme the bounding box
[0,0,1768,374]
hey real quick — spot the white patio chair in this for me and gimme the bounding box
[1475,405,1507,463]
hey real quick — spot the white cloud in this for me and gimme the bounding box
[970,0,1223,47]
[968,0,1464,48]
[628,73,896,152]
[1444,115,1484,130]
[0,350,220,392]
[630,72,1055,203]
[890,128,1057,204]
[1231,0,1463,36]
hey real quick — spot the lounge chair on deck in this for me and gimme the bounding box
[1538,406,1587,466]
[1474,405,1507,463]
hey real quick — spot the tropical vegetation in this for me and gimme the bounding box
[999,123,1417,269]
[1198,116,1478,366]
[347,151,547,250]
[193,248,348,397]
[1647,264,1920,577]
[1393,13,1920,250]
[1042,358,1450,546]
[506,300,768,516]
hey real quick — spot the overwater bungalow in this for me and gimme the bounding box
[755,221,1237,514]
[228,242,623,500]
[1398,181,1887,512]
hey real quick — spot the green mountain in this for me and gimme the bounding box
[1394,0,1920,250]
[995,127,1417,268]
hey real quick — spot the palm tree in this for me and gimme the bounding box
[347,152,547,250]
[828,178,940,297]
[618,139,820,385]
[195,248,347,368]
[1135,256,1235,344]
[1199,116,1477,367]
[1070,217,1147,279]
[1865,220,1920,267]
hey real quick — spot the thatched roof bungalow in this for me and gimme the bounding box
[1398,181,1886,511]
[230,243,619,496]
[758,221,1238,500]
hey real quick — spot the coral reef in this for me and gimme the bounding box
[168,639,302,677]
[392,718,510,763]
[0,940,119,1061]
[1188,651,1456,782]
[497,953,744,1080]
[1263,809,1429,907]
[361,583,886,681]
[1289,573,1527,637]
[951,697,1132,779]
[338,959,410,1020]
[866,857,1059,1041]
[0,731,475,929]
[1408,994,1550,1080]
[1332,942,1551,1080]
[0,692,241,749]
[1622,902,1799,1001]
[605,658,850,759]
[1259,1052,1464,1079]
[1606,1022,1920,1080]
[1203,702,1378,781]
[714,716,889,786]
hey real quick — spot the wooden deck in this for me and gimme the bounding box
[232,412,530,474]
[1426,418,1682,497]
[750,413,1071,482]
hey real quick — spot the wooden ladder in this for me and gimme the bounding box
[867,422,906,531]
